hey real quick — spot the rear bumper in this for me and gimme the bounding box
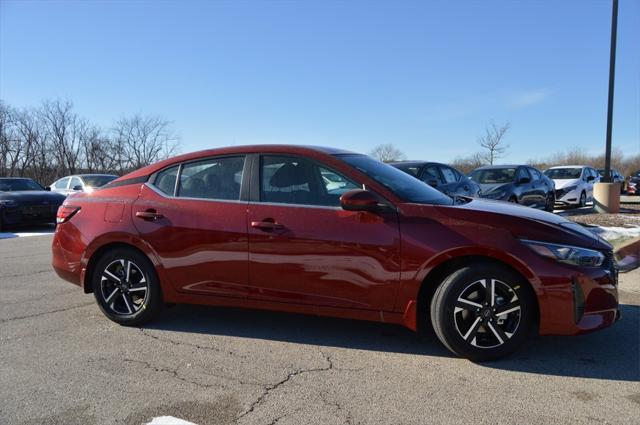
[51,224,84,288]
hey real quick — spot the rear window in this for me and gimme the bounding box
[471,168,516,184]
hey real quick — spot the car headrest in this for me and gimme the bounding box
[269,162,310,188]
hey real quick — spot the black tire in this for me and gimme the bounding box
[430,264,535,362]
[544,192,555,212]
[92,247,163,326]
[508,196,517,203]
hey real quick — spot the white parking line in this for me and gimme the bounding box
[145,417,198,425]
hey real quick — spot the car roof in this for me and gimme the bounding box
[547,165,588,169]
[389,161,447,167]
[117,145,359,181]
[474,164,525,170]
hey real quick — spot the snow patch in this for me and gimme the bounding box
[586,225,640,242]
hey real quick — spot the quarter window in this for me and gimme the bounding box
[261,155,358,207]
[70,176,82,190]
[153,165,179,196]
[177,156,245,200]
[529,168,542,180]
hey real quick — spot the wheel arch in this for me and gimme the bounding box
[415,255,540,333]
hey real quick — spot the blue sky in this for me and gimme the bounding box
[1,0,638,163]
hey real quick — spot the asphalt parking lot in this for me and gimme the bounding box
[1,234,639,425]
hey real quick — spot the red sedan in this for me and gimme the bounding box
[52,146,619,360]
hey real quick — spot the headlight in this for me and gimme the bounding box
[484,190,507,199]
[521,239,605,267]
[561,185,577,193]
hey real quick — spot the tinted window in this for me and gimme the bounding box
[392,163,421,177]
[178,156,244,200]
[153,165,179,196]
[338,154,453,205]
[471,168,516,184]
[0,178,43,191]
[440,167,458,184]
[261,155,357,206]
[54,177,70,189]
[422,165,442,184]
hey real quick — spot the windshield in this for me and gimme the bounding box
[391,163,421,177]
[82,175,117,188]
[471,168,516,184]
[338,154,453,205]
[0,178,44,191]
[543,168,582,179]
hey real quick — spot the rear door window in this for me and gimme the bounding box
[177,156,245,200]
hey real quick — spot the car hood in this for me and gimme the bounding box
[0,190,66,204]
[401,198,611,251]
[552,178,580,189]
[477,182,511,194]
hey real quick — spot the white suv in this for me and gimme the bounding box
[543,166,600,207]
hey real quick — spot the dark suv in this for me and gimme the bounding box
[390,161,480,198]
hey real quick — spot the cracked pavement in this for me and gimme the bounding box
[1,235,639,424]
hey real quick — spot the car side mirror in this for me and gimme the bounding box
[340,189,379,212]
[587,176,595,182]
[517,177,530,184]
[72,185,83,191]
[45,186,51,191]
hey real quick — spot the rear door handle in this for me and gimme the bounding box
[136,210,163,221]
[251,221,284,231]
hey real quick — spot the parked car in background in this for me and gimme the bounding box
[390,161,480,198]
[627,170,640,196]
[543,166,599,208]
[597,168,625,193]
[470,165,555,211]
[50,174,118,196]
[0,177,65,230]
[52,145,619,361]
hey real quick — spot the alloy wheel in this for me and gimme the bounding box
[100,259,149,315]
[453,278,521,349]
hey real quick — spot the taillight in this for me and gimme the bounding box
[56,205,81,224]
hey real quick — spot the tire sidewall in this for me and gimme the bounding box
[431,265,535,362]
[92,248,162,326]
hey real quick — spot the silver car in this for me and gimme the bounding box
[49,174,117,196]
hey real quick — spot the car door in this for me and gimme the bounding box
[515,167,535,206]
[439,166,462,196]
[132,155,250,298]
[527,167,546,207]
[247,154,401,311]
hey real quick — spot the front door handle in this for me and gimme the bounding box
[251,220,284,231]
[136,209,163,221]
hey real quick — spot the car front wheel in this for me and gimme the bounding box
[92,247,163,326]
[430,265,535,361]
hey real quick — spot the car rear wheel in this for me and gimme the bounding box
[430,265,535,361]
[92,247,163,326]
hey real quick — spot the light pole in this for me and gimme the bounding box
[603,0,618,183]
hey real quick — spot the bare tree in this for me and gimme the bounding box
[40,99,84,176]
[477,121,511,165]
[369,143,406,163]
[112,114,178,172]
[450,152,485,174]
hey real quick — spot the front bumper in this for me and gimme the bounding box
[538,256,619,336]
[554,188,580,205]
